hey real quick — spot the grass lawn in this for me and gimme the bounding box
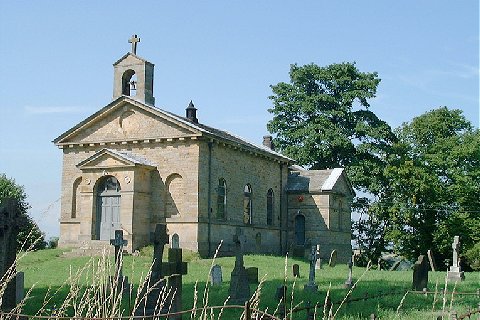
[13,248,480,319]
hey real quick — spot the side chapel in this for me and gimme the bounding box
[54,36,354,262]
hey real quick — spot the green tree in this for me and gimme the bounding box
[0,174,46,251]
[382,107,480,267]
[268,62,396,263]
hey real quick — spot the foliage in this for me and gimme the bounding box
[381,108,480,265]
[0,173,46,251]
[464,242,480,270]
[268,62,396,263]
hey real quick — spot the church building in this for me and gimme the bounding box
[53,36,354,262]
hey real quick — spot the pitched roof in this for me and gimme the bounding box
[76,148,157,168]
[286,168,355,195]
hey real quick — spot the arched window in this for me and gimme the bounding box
[243,184,252,224]
[294,214,305,246]
[216,178,227,219]
[122,69,137,96]
[71,177,82,218]
[166,173,184,217]
[266,188,274,225]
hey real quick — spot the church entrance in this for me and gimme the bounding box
[95,176,121,240]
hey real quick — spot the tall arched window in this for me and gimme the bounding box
[216,178,227,219]
[243,184,252,224]
[71,177,82,219]
[166,173,184,217]
[266,188,274,225]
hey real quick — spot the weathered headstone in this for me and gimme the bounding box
[315,245,322,269]
[246,267,259,284]
[344,258,353,289]
[427,249,436,271]
[210,264,223,286]
[329,249,337,267]
[171,234,179,249]
[0,198,24,312]
[15,271,24,304]
[447,236,465,281]
[228,227,250,304]
[304,245,318,291]
[292,264,300,278]
[412,255,429,291]
[110,229,130,293]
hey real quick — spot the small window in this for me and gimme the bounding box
[243,184,252,224]
[266,189,274,225]
[217,178,227,219]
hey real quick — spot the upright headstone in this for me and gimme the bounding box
[109,230,129,293]
[171,234,179,249]
[344,257,353,289]
[447,236,465,281]
[15,271,24,304]
[427,249,436,271]
[210,264,223,286]
[304,245,318,292]
[315,245,322,269]
[329,249,337,267]
[0,198,24,312]
[246,267,259,284]
[412,255,429,291]
[292,264,300,278]
[228,227,250,304]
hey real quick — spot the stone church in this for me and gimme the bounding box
[54,37,354,262]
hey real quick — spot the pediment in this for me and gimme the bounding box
[77,149,156,170]
[54,97,200,145]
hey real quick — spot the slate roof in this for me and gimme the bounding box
[286,168,353,194]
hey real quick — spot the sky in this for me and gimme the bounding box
[0,1,478,239]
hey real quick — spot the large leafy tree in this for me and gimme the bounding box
[267,62,397,264]
[382,107,480,267]
[0,174,46,251]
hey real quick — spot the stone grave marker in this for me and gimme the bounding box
[304,245,318,292]
[329,249,337,267]
[292,264,300,278]
[246,267,258,284]
[210,264,223,286]
[165,244,188,319]
[344,257,353,289]
[110,229,130,293]
[16,271,24,304]
[171,233,179,249]
[228,227,250,304]
[275,285,287,319]
[427,249,436,271]
[0,198,25,312]
[315,245,322,269]
[447,236,465,281]
[412,255,429,291]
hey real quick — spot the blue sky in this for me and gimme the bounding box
[0,1,478,238]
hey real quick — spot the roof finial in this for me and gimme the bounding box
[128,34,140,55]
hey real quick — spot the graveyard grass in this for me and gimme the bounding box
[10,248,480,319]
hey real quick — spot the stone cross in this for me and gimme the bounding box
[164,245,188,319]
[228,227,250,304]
[304,245,318,291]
[128,34,140,55]
[447,236,465,281]
[151,224,169,282]
[110,230,128,279]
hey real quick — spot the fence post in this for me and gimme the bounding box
[244,300,251,320]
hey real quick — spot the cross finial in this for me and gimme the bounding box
[128,34,140,55]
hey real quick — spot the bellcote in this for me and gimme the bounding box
[113,35,155,106]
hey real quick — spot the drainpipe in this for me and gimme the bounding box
[279,163,283,254]
[207,141,213,257]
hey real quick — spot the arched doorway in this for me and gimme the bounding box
[95,176,121,240]
[294,214,305,246]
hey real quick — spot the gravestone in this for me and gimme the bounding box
[0,198,25,312]
[16,271,24,304]
[344,258,353,289]
[292,264,300,278]
[412,255,429,291]
[275,285,287,319]
[165,245,188,319]
[110,230,130,294]
[304,245,318,292]
[210,264,223,286]
[315,245,322,269]
[246,267,258,284]
[447,236,465,281]
[427,249,436,271]
[329,249,337,267]
[171,233,179,249]
[228,227,250,304]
